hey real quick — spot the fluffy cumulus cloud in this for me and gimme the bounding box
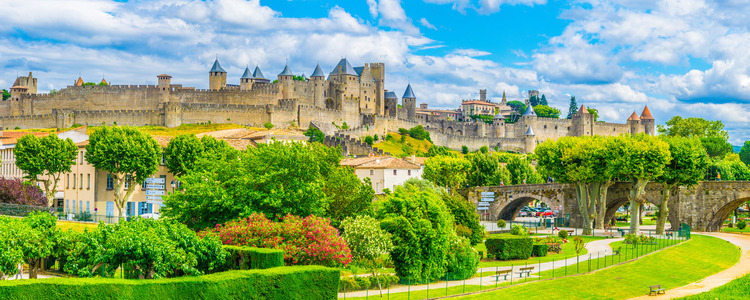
[424,0,546,14]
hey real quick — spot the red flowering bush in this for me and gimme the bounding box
[204,213,352,267]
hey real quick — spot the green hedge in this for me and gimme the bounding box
[339,274,399,292]
[485,237,533,260]
[531,244,548,257]
[223,246,284,270]
[0,266,338,300]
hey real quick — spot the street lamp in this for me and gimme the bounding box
[171,180,175,192]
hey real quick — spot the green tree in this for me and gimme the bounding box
[427,145,456,157]
[364,136,374,145]
[529,94,539,106]
[615,134,671,234]
[461,145,469,154]
[0,212,59,279]
[15,133,77,207]
[533,105,561,118]
[657,116,729,140]
[700,136,733,158]
[466,153,511,187]
[506,156,543,185]
[85,126,161,218]
[740,141,750,165]
[164,134,205,177]
[376,183,453,283]
[587,108,599,121]
[540,94,548,106]
[423,155,471,193]
[264,122,274,129]
[200,135,239,161]
[304,126,326,143]
[566,96,577,119]
[408,125,431,142]
[507,101,526,114]
[2,89,9,100]
[442,192,484,246]
[341,215,393,262]
[479,146,488,153]
[323,166,375,227]
[654,137,708,234]
[536,136,615,235]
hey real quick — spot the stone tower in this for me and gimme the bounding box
[369,62,386,115]
[572,105,593,136]
[524,126,536,153]
[640,106,655,135]
[9,86,28,116]
[480,89,487,102]
[13,72,37,94]
[278,64,294,99]
[521,103,537,138]
[627,112,642,135]
[311,64,325,108]
[240,66,254,91]
[157,74,172,91]
[209,59,227,91]
[402,84,416,121]
[384,90,398,118]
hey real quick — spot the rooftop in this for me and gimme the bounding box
[640,106,654,120]
[210,59,226,73]
[403,84,416,99]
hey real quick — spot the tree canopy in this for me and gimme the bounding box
[507,101,526,114]
[700,136,733,158]
[566,96,577,119]
[657,116,729,140]
[14,133,77,207]
[533,105,561,119]
[423,155,471,193]
[740,141,750,165]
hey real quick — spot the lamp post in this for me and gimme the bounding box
[170,180,175,193]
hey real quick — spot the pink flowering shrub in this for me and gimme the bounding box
[203,213,352,267]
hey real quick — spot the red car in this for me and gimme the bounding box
[536,209,554,217]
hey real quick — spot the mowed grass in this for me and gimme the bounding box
[86,123,253,136]
[679,273,750,300]
[345,279,537,300]
[476,235,603,268]
[458,235,740,300]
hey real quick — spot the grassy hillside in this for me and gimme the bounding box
[92,123,252,136]
[372,132,433,157]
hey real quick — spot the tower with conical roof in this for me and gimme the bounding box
[640,106,655,135]
[278,64,294,99]
[572,104,593,136]
[520,102,537,138]
[627,111,642,135]
[402,84,416,121]
[209,58,227,91]
[240,66,254,91]
[311,64,326,107]
[524,126,536,153]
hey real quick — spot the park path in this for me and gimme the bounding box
[629,232,750,300]
[339,236,625,298]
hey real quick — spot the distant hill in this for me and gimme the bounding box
[734,145,742,153]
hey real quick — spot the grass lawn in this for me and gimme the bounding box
[721,227,750,233]
[345,279,539,300]
[678,273,750,299]
[615,218,657,227]
[475,235,602,268]
[458,235,740,299]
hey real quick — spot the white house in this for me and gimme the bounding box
[341,156,423,194]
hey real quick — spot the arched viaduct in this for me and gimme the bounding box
[461,181,750,232]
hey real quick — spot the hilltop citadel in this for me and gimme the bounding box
[0,59,654,153]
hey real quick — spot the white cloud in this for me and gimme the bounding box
[532,33,623,84]
[423,0,546,14]
[365,0,420,35]
[419,18,437,30]
[453,49,491,57]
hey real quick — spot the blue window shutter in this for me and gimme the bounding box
[106,202,114,216]
[148,203,153,214]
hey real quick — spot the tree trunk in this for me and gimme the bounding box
[575,183,595,235]
[629,179,648,235]
[28,259,39,279]
[656,185,673,235]
[595,181,614,230]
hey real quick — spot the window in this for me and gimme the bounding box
[66,199,69,214]
[86,201,90,213]
[79,200,83,213]
[106,174,113,190]
[80,174,83,189]
[87,174,90,189]
[408,170,411,176]
[393,170,397,176]
[80,151,84,164]
[370,169,374,176]
[73,174,76,189]
[124,174,131,188]
[106,202,114,217]
[66,174,70,188]
[161,154,165,165]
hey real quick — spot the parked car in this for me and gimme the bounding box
[539,209,554,217]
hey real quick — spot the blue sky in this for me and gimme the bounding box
[4,0,750,145]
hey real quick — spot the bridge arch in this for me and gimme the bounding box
[706,197,750,232]
[456,130,463,136]
[446,127,454,135]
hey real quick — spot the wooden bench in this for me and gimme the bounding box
[613,246,622,255]
[565,230,574,236]
[649,284,665,295]
[603,227,616,238]
[515,266,534,278]
[492,269,512,281]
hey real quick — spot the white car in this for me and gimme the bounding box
[139,213,160,220]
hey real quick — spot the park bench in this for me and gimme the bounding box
[515,267,534,278]
[492,269,512,281]
[603,226,616,238]
[649,284,666,296]
[613,246,622,255]
[565,230,574,236]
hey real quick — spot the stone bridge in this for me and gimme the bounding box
[461,181,750,232]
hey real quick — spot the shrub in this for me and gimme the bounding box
[340,215,393,263]
[445,236,479,280]
[531,244,548,257]
[510,224,528,236]
[264,122,274,129]
[206,213,352,267]
[546,243,562,253]
[354,276,370,291]
[738,220,747,230]
[558,230,569,239]
[442,192,485,246]
[485,237,533,260]
[339,274,399,291]
[364,136,374,145]
[374,134,379,141]
[398,128,408,136]
[385,134,394,141]
[377,183,454,283]
[223,246,284,270]
[497,219,507,228]
[407,125,431,142]
[0,266,339,300]
[339,276,359,291]
[0,178,46,206]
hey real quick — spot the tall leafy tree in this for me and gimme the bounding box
[323,166,375,227]
[85,126,161,217]
[466,153,511,187]
[529,94,540,106]
[700,136,733,158]
[614,134,671,234]
[587,108,599,121]
[506,101,526,114]
[423,155,471,193]
[566,96,577,119]
[536,136,614,235]
[657,116,729,140]
[164,134,205,177]
[740,141,750,165]
[506,156,543,185]
[654,136,708,234]
[15,133,77,207]
[540,94,548,106]
[533,105,561,118]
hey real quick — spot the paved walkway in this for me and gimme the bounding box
[629,232,750,300]
[339,237,627,298]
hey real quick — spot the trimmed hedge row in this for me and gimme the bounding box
[531,244,548,257]
[223,246,284,270]
[485,237,533,260]
[339,274,400,292]
[0,266,339,300]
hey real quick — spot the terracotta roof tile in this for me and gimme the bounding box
[578,105,589,114]
[640,106,654,120]
[627,112,640,121]
[340,156,385,167]
[357,157,421,170]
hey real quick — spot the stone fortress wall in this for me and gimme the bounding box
[0,61,655,154]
